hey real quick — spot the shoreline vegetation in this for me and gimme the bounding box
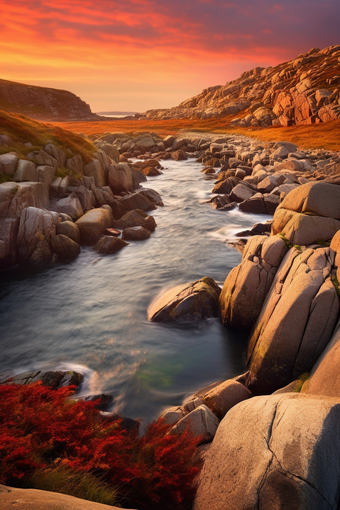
[50,117,340,152]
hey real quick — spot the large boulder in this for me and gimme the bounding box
[303,324,340,397]
[56,221,80,243]
[148,276,221,322]
[51,234,80,260]
[75,207,114,245]
[83,159,106,188]
[272,182,340,245]
[112,210,157,231]
[272,208,340,246]
[17,207,59,263]
[0,485,123,510]
[194,393,340,510]
[0,153,17,176]
[247,246,339,395]
[56,193,83,220]
[122,226,151,241]
[278,181,340,219]
[13,159,37,182]
[169,404,219,441]
[94,236,128,254]
[108,163,136,193]
[200,379,252,420]
[119,192,156,212]
[219,235,287,330]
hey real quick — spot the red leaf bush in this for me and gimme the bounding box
[0,382,201,508]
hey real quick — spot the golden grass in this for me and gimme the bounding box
[28,466,119,506]
[51,116,340,151]
[230,120,340,151]
[0,110,96,163]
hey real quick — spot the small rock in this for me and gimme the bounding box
[94,236,128,254]
[122,226,151,241]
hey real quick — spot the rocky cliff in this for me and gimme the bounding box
[142,44,340,127]
[0,79,101,122]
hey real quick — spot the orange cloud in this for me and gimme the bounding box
[0,0,339,111]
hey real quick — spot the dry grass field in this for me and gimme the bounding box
[51,116,340,151]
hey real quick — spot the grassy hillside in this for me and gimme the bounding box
[0,110,96,163]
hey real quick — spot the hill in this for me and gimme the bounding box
[0,79,101,122]
[141,45,340,127]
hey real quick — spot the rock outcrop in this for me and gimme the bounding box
[194,393,340,510]
[142,45,340,126]
[247,245,339,394]
[0,78,101,121]
[0,485,124,510]
[148,277,221,322]
[219,235,288,330]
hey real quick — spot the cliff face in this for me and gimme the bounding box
[0,79,101,122]
[142,45,340,127]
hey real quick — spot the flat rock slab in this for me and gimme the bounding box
[148,276,221,322]
[0,485,129,510]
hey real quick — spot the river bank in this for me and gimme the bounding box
[2,117,340,509]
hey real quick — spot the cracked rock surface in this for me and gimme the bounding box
[219,235,288,330]
[247,246,339,395]
[194,393,340,510]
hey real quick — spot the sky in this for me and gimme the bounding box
[0,0,340,112]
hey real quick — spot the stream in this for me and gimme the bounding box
[0,159,271,425]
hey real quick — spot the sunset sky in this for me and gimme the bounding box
[0,0,339,112]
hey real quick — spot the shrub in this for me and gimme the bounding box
[0,382,200,509]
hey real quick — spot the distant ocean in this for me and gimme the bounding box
[96,111,139,118]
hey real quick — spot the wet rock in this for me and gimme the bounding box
[105,227,120,237]
[83,393,114,411]
[56,221,80,243]
[122,226,151,241]
[148,276,221,322]
[229,182,255,202]
[119,192,156,212]
[51,234,80,260]
[75,207,114,245]
[137,188,164,207]
[172,149,188,161]
[94,235,128,254]
[0,369,83,389]
[211,177,239,194]
[112,209,157,231]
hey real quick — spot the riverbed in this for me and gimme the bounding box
[0,159,271,425]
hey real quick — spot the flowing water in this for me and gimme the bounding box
[0,159,271,426]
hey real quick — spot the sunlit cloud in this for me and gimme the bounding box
[0,0,339,111]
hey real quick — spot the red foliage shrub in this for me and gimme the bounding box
[0,382,201,508]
